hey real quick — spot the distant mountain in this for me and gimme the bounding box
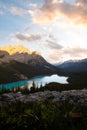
[56,59,87,74]
[0,45,61,84]
[55,59,87,84]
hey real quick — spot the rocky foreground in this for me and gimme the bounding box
[0,89,87,106]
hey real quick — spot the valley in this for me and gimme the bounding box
[0,46,87,130]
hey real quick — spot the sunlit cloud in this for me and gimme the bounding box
[10,6,27,16]
[29,0,87,25]
[49,46,87,62]
[1,0,87,63]
[49,49,62,61]
[64,47,87,57]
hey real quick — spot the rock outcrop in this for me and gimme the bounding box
[0,89,87,107]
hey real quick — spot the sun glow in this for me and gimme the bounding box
[0,0,87,63]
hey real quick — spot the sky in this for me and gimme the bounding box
[0,0,87,63]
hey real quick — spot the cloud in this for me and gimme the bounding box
[15,33,42,42]
[28,3,38,8]
[0,11,4,15]
[29,0,87,25]
[49,49,62,61]
[45,40,63,49]
[10,6,27,16]
[64,47,87,57]
[76,0,87,5]
[49,46,87,62]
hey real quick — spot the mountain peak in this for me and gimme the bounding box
[0,45,43,64]
[32,51,41,56]
[0,45,31,55]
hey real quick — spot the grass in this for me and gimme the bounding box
[0,100,87,130]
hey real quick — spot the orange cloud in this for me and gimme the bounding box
[29,0,87,25]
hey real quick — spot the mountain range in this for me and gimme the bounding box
[0,45,60,84]
[56,59,87,75]
[1,45,87,84]
[55,59,87,84]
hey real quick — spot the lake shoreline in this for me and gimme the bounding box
[0,74,68,91]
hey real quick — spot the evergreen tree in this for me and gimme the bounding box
[30,81,36,93]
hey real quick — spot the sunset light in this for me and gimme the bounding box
[0,0,87,63]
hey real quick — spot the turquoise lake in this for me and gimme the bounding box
[0,74,68,91]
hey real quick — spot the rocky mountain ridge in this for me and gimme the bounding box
[0,45,60,84]
[0,45,41,64]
